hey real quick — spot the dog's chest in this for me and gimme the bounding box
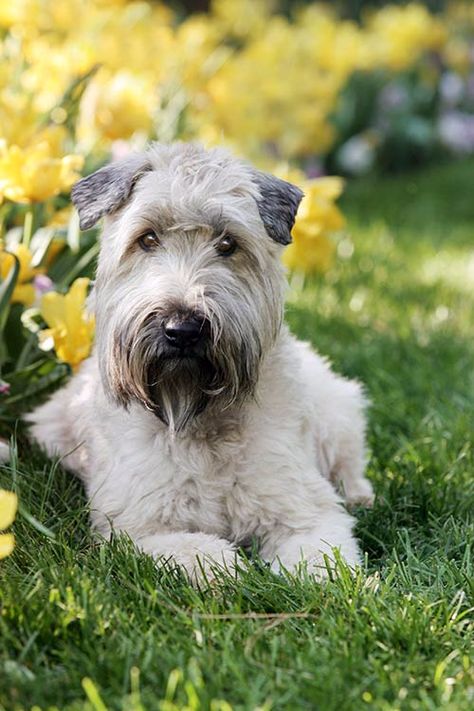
[93,415,254,539]
[155,437,240,535]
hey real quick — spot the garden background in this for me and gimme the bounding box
[0,1,473,709]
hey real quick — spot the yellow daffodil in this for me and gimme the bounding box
[0,243,41,305]
[0,91,42,149]
[212,0,272,41]
[284,232,336,275]
[366,4,446,72]
[0,139,83,204]
[0,490,17,560]
[442,2,474,76]
[89,70,156,142]
[0,0,461,167]
[39,278,95,369]
[283,177,346,275]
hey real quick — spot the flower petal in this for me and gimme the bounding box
[0,533,15,559]
[41,291,67,329]
[0,490,18,529]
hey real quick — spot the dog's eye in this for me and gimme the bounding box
[216,235,237,257]
[138,232,160,251]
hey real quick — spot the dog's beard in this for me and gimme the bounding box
[102,308,264,433]
[146,340,260,432]
[147,355,217,433]
[107,330,261,435]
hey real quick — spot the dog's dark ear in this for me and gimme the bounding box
[251,171,304,245]
[71,154,151,230]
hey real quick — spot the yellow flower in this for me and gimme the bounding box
[283,177,345,275]
[0,90,42,148]
[39,278,95,369]
[0,490,17,560]
[284,232,336,275]
[212,0,273,40]
[81,70,156,143]
[296,178,345,231]
[203,13,345,159]
[365,4,446,72]
[0,139,84,204]
[0,243,41,305]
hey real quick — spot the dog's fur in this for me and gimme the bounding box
[29,142,374,583]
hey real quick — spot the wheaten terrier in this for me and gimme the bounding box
[29,142,374,583]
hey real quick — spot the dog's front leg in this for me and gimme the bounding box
[135,531,238,585]
[258,505,360,581]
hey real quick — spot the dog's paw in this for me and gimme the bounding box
[346,493,375,508]
[270,552,333,581]
[175,543,238,586]
[343,479,375,508]
[0,438,11,464]
[139,532,238,587]
[267,525,361,582]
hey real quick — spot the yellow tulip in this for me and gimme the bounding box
[0,490,17,560]
[39,278,95,369]
[0,243,41,306]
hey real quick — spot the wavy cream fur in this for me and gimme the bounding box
[29,142,373,584]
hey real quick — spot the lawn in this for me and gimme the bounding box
[1,159,473,711]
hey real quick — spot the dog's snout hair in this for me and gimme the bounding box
[72,143,303,432]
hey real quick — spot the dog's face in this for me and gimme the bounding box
[72,143,303,431]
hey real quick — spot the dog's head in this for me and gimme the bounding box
[72,142,303,431]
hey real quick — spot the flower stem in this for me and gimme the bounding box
[23,207,34,248]
[0,209,5,243]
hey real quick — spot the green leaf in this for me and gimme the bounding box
[30,227,56,268]
[19,505,56,540]
[1,362,69,406]
[45,64,100,137]
[0,252,20,335]
[47,231,98,284]
[61,241,100,287]
[0,252,20,366]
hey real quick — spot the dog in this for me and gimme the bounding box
[29,142,374,583]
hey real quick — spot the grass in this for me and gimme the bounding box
[1,159,473,711]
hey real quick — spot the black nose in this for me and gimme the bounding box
[163,316,205,349]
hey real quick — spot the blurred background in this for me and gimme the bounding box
[1,0,473,178]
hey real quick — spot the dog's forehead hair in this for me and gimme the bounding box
[122,169,262,242]
[73,142,302,246]
[125,197,229,239]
